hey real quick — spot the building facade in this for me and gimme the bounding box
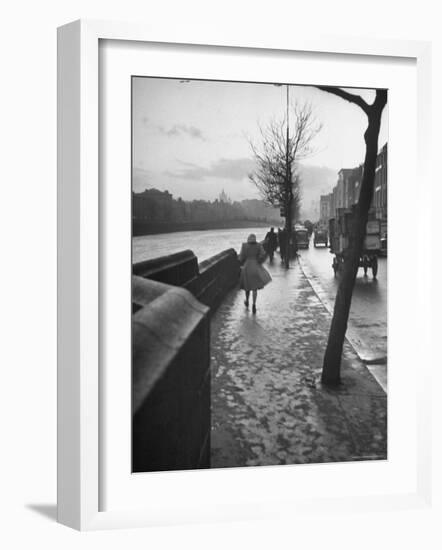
[319,143,387,233]
[372,143,388,236]
[133,188,174,220]
[319,194,332,225]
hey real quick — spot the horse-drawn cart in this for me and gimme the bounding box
[328,208,381,278]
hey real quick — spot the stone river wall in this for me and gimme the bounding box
[131,249,239,472]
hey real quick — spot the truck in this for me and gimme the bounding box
[328,208,381,278]
[313,228,328,247]
[294,226,310,249]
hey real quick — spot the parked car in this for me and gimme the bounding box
[295,227,310,249]
[380,235,387,257]
[313,229,328,247]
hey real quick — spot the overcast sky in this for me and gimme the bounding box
[132,77,388,202]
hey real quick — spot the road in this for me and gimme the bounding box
[296,236,387,388]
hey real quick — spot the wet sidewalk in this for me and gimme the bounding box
[210,258,387,468]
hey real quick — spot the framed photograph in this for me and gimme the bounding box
[57,19,432,530]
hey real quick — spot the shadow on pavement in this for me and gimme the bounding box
[26,504,57,522]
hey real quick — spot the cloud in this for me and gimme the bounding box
[156,123,207,140]
[132,167,153,192]
[176,159,200,168]
[165,157,255,182]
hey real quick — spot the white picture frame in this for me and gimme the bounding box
[57,19,432,531]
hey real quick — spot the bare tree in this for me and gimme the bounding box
[249,100,321,266]
[315,87,388,386]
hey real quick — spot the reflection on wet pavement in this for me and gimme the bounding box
[210,259,387,469]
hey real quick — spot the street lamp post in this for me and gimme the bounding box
[273,82,292,268]
[274,84,293,268]
[284,84,292,268]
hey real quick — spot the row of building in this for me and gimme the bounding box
[319,143,387,237]
[132,188,282,224]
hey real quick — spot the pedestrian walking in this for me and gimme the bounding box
[278,228,288,263]
[264,227,278,262]
[239,233,272,313]
[291,231,298,258]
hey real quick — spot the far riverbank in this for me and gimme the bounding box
[133,219,280,237]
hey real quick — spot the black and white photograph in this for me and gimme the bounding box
[131,76,388,473]
[4,0,439,543]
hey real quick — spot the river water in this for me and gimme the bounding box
[133,226,271,264]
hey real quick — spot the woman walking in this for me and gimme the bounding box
[239,233,272,313]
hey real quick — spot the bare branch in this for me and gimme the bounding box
[248,100,322,222]
[316,86,370,115]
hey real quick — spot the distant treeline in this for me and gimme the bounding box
[133,188,282,235]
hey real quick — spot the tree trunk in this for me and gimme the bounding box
[284,164,293,269]
[321,92,386,386]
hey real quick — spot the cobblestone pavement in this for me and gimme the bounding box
[210,258,387,468]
